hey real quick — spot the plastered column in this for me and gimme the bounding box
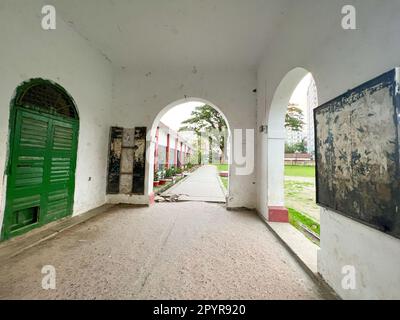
[267,129,288,222]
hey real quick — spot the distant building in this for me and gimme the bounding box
[285,128,305,145]
[306,78,318,154]
[154,122,194,172]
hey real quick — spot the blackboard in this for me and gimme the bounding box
[314,69,400,239]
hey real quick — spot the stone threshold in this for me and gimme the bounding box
[0,204,115,261]
[257,211,340,299]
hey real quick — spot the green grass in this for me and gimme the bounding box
[214,164,228,172]
[288,208,320,243]
[285,165,315,178]
[213,164,229,190]
[220,177,228,189]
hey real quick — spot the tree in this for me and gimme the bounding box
[179,105,228,164]
[285,140,307,153]
[285,104,305,132]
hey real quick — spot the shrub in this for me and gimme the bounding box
[165,168,173,178]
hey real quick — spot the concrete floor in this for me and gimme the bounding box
[162,165,226,202]
[0,202,332,299]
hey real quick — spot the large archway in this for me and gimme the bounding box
[267,68,317,221]
[147,97,231,203]
[1,79,79,240]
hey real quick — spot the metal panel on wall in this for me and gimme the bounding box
[132,127,147,195]
[106,127,123,194]
[314,69,400,239]
[107,127,147,196]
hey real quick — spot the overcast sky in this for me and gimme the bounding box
[290,73,312,119]
[160,101,204,131]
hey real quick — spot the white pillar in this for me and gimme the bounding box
[267,129,285,207]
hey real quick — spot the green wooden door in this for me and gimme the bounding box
[1,108,78,240]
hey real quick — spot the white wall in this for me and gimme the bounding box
[0,0,113,228]
[256,0,400,299]
[318,208,400,299]
[112,67,257,208]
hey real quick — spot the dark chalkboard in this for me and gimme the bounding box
[314,69,400,239]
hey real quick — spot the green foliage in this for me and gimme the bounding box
[179,105,228,163]
[154,171,160,181]
[179,105,227,133]
[165,168,173,178]
[285,140,307,153]
[285,104,305,132]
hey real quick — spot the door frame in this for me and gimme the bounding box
[1,78,80,241]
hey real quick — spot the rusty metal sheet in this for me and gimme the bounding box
[106,127,123,194]
[132,127,147,194]
[314,69,400,239]
[122,128,135,147]
[121,148,134,174]
[119,174,133,194]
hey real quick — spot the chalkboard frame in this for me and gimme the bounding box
[314,68,400,239]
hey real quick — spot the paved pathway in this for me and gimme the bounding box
[0,202,333,299]
[162,165,226,203]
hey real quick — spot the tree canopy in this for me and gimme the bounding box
[179,105,228,163]
[285,104,305,132]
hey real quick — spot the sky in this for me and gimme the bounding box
[160,101,204,131]
[289,73,313,131]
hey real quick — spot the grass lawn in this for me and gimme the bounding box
[285,165,315,178]
[288,208,320,245]
[214,164,228,172]
[220,177,228,189]
[285,168,320,245]
[213,164,229,190]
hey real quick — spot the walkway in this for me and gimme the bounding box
[0,203,333,299]
[162,165,226,203]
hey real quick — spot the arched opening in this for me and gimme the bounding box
[267,68,319,236]
[1,79,79,240]
[148,98,231,203]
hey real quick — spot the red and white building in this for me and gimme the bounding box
[153,122,194,173]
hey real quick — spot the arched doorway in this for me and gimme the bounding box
[1,79,79,240]
[267,68,317,221]
[147,98,231,202]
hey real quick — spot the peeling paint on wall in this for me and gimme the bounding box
[107,127,147,195]
[315,69,400,239]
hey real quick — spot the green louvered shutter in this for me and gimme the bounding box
[2,109,78,239]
